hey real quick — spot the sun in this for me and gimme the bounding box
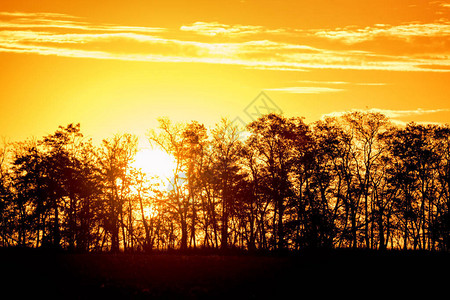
[132,148,176,179]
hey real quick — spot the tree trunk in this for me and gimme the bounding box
[277,197,285,250]
[53,198,61,248]
[221,183,229,250]
[110,196,119,252]
[68,194,75,251]
[138,194,151,251]
[180,218,188,250]
[378,211,385,250]
[221,206,228,250]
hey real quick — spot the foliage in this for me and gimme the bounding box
[1,114,449,251]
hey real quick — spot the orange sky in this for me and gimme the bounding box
[1,0,449,145]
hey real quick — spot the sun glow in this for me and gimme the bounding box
[132,148,176,180]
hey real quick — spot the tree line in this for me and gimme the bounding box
[0,112,449,252]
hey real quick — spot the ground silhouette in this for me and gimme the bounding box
[1,248,449,299]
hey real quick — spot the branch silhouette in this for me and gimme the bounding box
[1,114,449,252]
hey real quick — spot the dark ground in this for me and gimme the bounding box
[1,248,449,299]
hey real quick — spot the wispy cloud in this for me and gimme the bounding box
[0,11,165,33]
[296,80,387,86]
[265,86,345,94]
[321,108,449,125]
[265,80,387,94]
[369,108,449,118]
[0,12,449,72]
[297,80,349,85]
[180,21,287,37]
[0,12,79,18]
[314,22,450,44]
[433,1,450,9]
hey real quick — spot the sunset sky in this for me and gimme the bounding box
[1,0,449,145]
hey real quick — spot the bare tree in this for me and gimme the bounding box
[148,118,191,250]
[99,133,138,252]
[208,118,243,250]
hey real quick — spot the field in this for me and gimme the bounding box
[2,249,449,299]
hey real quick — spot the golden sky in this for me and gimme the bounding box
[1,0,449,144]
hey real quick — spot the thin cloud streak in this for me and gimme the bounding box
[321,108,450,122]
[0,12,449,72]
[370,108,450,118]
[180,21,289,37]
[297,80,387,86]
[314,22,450,44]
[266,87,345,94]
[0,12,80,18]
[0,12,165,33]
[180,22,265,37]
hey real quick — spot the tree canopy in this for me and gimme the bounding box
[1,113,449,252]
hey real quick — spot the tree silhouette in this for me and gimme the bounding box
[208,118,243,250]
[99,133,138,252]
[0,140,9,246]
[9,140,43,247]
[181,121,208,249]
[246,114,307,250]
[0,113,449,252]
[148,118,192,250]
[432,126,450,250]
